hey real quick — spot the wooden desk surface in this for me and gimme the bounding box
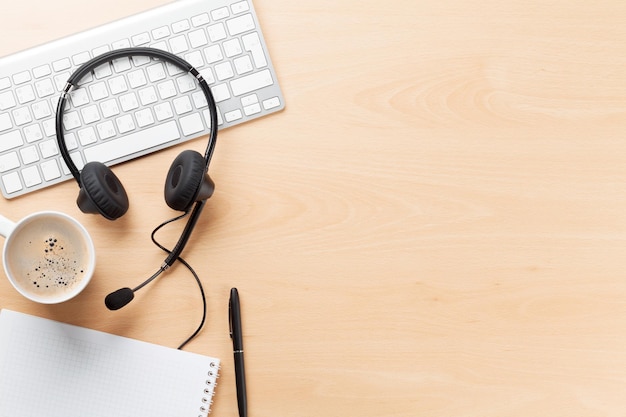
[2,0,626,415]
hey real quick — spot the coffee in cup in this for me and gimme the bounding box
[0,211,95,304]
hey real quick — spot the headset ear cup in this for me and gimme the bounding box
[78,161,129,220]
[164,150,213,211]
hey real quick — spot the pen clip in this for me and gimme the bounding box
[228,296,233,339]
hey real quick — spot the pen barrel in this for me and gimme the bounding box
[233,352,247,417]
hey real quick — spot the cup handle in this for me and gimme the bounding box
[0,213,16,239]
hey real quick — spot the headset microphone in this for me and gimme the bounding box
[104,200,207,310]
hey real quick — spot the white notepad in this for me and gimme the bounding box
[0,309,219,417]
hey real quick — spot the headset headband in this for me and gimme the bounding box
[55,47,218,186]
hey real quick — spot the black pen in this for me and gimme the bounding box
[229,288,247,417]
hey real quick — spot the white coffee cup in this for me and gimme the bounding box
[0,211,95,304]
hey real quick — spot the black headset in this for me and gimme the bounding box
[55,47,219,310]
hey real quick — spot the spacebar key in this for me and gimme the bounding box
[83,121,181,164]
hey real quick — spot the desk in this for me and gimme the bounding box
[2,0,626,415]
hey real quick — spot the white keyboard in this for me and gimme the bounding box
[0,0,284,199]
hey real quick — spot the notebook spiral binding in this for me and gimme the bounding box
[199,361,220,416]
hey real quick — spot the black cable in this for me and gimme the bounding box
[150,211,208,350]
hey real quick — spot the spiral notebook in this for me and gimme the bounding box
[0,309,220,417]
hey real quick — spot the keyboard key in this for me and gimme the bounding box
[135,108,155,128]
[12,107,32,126]
[16,85,36,104]
[41,160,61,181]
[192,91,208,108]
[94,63,113,79]
[89,82,109,101]
[23,124,43,143]
[241,94,258,106]
[0,77,10,90]
[231,1,250,14]
[119,92,139,112]
[242,33,267,68]
[132,56,151,67]
[92,45,110,57]
[70,88,90,107]
[210,83,231,102]
[32,101,52,120]
[263,96,281,110]
[78,126,98,145]
[199,68,216,84]
[35,79,55,98]
[100,99,120,118]
[172,19,190,33]
[224,109,243,123]
[33,65,52,79]
[53,72,71,91]
[128,69,148,88]
[173,96,193,115]
[179,113,204,136]
[204,45,224,64]
[215,62,234,81]
[22,166,42,187]
[211,7,230,20]
[184,50,205,68]
[207,23,227,42]
[83,120,180,163]
[108,76,128,94]
[13,71,31,85]
[20,146,40,165]
[150,41,169,52]
[112,57,132,73]
[63,111,81,130]
[154,102,174,121]
[230,69,273,96]
[234,56,253,75]
[42,119,56,137]
[223,39,243,57]
[112,39,131,49]
[0,91,17,110]
[191,13,210,27]
[96,120,116,140]
[65,132,78,150]
[165,62,184,76]
[72,51,91,66]
[176,74,196,93]
[115,114,135,134]
[169,35,189,54]
[146,64,166,83]
[188,29,208,48]
[138,86,158,106]
[81,105,101,124]
[152,26,171,40]
[132,32,151,46]
[226,14,255,36]
[2,172,22,194]
[39,139,59,158]
[52,58,71,72]
[157,80,177,100]
[243,103,261,116]
[0,152,20,172]
[0,113,12,132]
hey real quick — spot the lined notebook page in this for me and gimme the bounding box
[0,309,219,417]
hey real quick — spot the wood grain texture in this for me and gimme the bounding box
[2,0,626,416]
